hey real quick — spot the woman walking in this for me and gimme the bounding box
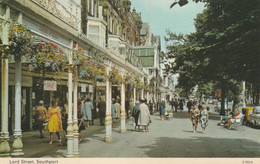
[160,99,166,120]
[83,97,93,127]
[132,100,140,130]
[138,99,151,132]
[200,105,209,134]
[47,99,62,144]
[190,104,200,133]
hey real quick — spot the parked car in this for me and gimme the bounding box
[207,99,213,104]
[212,99,218,104]
[248,106,260,127]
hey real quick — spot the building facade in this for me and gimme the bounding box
[0,0,146,157]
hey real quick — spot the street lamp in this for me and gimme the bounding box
[170,0,189,8]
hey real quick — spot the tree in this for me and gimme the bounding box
[166,0,259,114]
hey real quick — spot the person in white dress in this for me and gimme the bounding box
[138,99,151,132]
[114,99,121,122]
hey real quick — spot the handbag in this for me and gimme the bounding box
[43,121,48,126]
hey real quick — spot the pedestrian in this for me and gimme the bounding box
[190,104,200,133]
[200,105,209,134]
[187,99,192,113]
[97,97,106,126]
[160,99,166,120]
[111,99,116,123]
[47,99,62,144]
[179,99,184,112]
[36,100,47,138]
[77,101,85,142]
[125,98,130,118]
[174,99,179,113]
[83,97,93,127]
[130,99,134,117]
[138,99,151,132]
[170,98,175,111]
[153,100,156,113]
[149,100,153,115]
[114,99,121,122]
[132,100,140,130]
[224,109,242,130]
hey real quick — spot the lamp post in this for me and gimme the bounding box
[66,45,74,157]
[243,81,246,108]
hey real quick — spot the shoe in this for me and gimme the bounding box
[49,141,52,144]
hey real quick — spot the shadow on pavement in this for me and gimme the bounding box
[138,136,260,157]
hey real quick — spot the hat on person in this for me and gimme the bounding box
[136,100,140,104]
[39,100,44,105]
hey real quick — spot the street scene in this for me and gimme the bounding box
[21,106,260,158]
[0,0,259,162]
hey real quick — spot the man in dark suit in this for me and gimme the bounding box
[97,97,106,126]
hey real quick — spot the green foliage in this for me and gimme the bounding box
[166,0,260,112]
[8,23,34,60]
[196,82,214,96]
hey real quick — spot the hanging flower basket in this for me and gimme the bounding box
[8,23,34,60]
[109,67,123,85]
[79,61,107,82]
[31,42,67,72]
[73,48,85,66]
[137,81,145,89]
[95,75,106,82]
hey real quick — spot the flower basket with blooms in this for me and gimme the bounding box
[73,47,85,66]
[109,66,123,84]
[79,61,107,82]
[8,23,34,60]
[137,81,145,89]
[124,72,136,86]
[31,42,67,72]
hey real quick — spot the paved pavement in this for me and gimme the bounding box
[17,105,260,158]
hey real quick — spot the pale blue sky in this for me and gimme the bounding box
[130,0,205,51]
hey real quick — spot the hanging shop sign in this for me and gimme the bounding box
[89,84,93,93]
[44,80,57,91]
[81,83,86,93]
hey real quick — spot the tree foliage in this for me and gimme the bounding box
[166,0,260,113]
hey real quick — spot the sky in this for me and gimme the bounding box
[130,0,205,52]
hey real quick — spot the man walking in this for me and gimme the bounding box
[97,97,106,126]
[36,100,47,138]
